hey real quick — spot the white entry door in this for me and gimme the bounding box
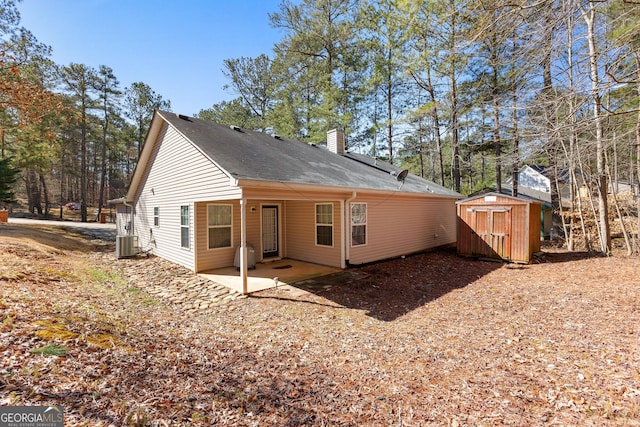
[262,206,279,258]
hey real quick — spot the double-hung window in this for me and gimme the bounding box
[208,204,232,249]
[315,203,333,247]
[351,202,367,246]
[180,205,189,248]
[153,207,159,227]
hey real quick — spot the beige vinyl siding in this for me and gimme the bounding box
[133,123,241,271]
[195,201,242,271]
[348,195,457,265]
[285,200,342,268]
[246,201,284,262]
[195,200,287,271]
[245,202,262,259]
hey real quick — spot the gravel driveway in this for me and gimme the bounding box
[8,217,117,241]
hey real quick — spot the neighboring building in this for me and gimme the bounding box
[506,165,556,203]
[506,164,591,209]
[110,111,461,292]
[609,179,638,195]
[515,165,553,194]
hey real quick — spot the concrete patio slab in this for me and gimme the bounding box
[199,259,342,294]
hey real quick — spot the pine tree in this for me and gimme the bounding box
[0,156,19,207]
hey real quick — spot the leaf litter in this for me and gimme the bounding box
[1,231,639,426]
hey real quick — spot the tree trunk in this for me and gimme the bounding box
[25,170,42,215]
[606,152,632,255]
[420,52,445,186]
[582,5,610,254]
[511,81,519,197]
[449,0,460,192]
[451,71,460,192]
[39,173,50,216]
[97,104,109,220]
[481,107,486,184]
[578,152,600,251]
[387,66,393,163]
[492,49,502,193]
[467,114,473,191]
[417,98,426,178]
[80,95,88,223]
[635,53,640,254]
[564,5,576,250]
[541,13,566,242]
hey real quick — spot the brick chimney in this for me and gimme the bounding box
[327,129,345,155]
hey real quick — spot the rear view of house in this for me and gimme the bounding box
[111,111,461,292]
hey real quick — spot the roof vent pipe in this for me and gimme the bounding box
[327,129,345,155]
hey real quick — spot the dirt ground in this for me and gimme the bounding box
[1,223,639,426]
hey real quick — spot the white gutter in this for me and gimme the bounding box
[235,178,461,199]
[343,191,357,268]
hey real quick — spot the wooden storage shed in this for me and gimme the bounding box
[457,193,541,263]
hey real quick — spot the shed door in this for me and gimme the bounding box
[490,209,511,260]
[473,210,492,257]
[472,208,511,260]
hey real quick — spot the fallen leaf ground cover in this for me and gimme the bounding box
[1,223,639,426]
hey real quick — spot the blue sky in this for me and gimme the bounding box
[19,0,284,116]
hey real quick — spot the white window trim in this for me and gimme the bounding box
[180,205,190,249]
[351,202,367,247]
[315,203,334,248]
[207,203,233,250]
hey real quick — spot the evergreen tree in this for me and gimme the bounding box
[60,63,98,222]
[124,82,171,155]
[269,0,361,142]
[94,65,121,218]
[198,98,258,128]
[222,54,277,131]
[0,156,18,207]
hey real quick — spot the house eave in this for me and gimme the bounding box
[107,197,131,205]
[125,111,165,202]
[235,178,461,199]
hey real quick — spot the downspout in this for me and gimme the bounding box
[123,199,133,236]
[343,192,357,268]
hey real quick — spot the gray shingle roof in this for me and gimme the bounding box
[159,111,460,197]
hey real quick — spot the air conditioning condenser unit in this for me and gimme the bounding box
[116,235,138,258]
